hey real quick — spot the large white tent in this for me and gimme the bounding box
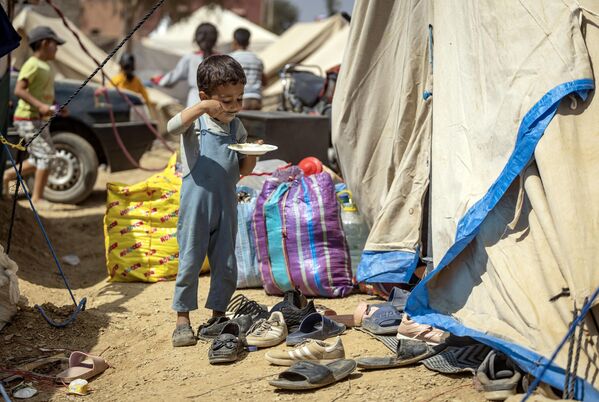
[333,0,599,398]
[142,5,278,56]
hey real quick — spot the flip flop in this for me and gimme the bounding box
[269,359,357,390]
[286,313,346,346]
[56,352,109,383]
[356,339,445,370]
[361,304,403,335]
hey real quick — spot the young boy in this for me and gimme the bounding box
[229,28,264,110]
[168,55,258,347]
[3,26,65,204]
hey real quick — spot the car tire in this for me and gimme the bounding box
[44,132,99,204]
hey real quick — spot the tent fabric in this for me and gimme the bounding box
[142,6,278,57]
[407,1,599,396]
[260,15,347,83]
[333,0,599,397]
[331,0,432,284]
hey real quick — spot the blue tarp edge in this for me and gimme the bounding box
[406,78,596,399]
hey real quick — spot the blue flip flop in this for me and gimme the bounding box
[286,313,346,346]
[361,304,403,335]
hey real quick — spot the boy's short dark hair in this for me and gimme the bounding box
[197,55,247,95]
[233,28,251,48]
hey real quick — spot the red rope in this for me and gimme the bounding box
[103,92,164,171]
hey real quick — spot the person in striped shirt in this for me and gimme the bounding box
[230,28,264,110]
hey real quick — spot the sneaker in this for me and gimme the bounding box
[476,351,521,401]
[265,337,345,366]
[172,324,197,347]
[270,289,308,313]
[277,300,317,333]
[246,312,288,348]
[397,316,448,345]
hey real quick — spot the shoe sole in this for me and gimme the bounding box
[172,339,198,347]
[483,390,516,401]
[265,355,342,366]
[246,337,285,348]
[209,355,239,365]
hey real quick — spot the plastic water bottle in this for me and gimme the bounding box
[337,190,369,275]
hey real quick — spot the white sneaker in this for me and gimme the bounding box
[265,336,345,366]
[246,311,288,348]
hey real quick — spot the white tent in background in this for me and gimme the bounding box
[259,14,348,84]
[333,0,599,399]
[142,5,278,56]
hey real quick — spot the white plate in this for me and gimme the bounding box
[228,143,278,156]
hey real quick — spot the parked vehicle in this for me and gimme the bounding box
[5,73,155,204]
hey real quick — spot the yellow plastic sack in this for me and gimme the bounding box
[104,154,209,282]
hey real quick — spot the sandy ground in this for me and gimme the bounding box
[0,142,485,401]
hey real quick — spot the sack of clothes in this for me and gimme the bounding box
[253,166,353,297]
[235,186,261,288]
[104,154,208,282]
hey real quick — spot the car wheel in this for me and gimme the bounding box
[44,132,99,204]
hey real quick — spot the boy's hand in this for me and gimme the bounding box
[38,104,52,117]
[200,100,225,119]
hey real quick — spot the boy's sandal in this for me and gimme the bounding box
[269,359,357,390]
[172,324,198,347]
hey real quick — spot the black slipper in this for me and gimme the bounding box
[269,359,356,390]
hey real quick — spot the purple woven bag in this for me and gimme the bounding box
[253,167,353,297]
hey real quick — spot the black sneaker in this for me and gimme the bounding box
[270,289,308,313]
[279,300,317,333]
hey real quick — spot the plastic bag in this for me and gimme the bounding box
[104,154,208,282]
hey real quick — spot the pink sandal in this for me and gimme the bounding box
[56,351,109,383]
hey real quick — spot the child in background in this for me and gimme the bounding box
[111,53,151,105]
[168,55,258,347]
[152,23,218,107]
[230,28,264,110]
[3,26,66,205]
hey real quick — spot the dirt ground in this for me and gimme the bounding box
[0,142,485,401]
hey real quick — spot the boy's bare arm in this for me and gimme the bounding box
[14,80,51,116]
[239,155,258,176]
[167,100,224,136]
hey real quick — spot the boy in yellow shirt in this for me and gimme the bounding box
[3,26,66,205]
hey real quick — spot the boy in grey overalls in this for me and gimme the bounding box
[167,55,258,347]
